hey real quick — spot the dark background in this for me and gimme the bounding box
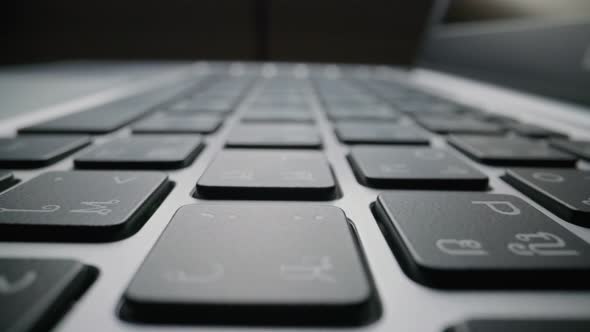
[0,0,434,66]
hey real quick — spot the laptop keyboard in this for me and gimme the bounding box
[1,63,589,331]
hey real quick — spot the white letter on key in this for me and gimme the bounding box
[472,200,521,216]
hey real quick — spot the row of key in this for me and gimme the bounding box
[1,71,589,330]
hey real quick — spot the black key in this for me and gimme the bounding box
[475,112,518,124]
[74,135,203,169]
[374,192,590,288]
[168,98,233,114]
[506,123,567,138]
[335,123,430,145]
[0,136,90,169]
[0,258,97,332]
[416,116,505,135]
[448,135,577,167]
[121,204,377,326]
[325,106,399,121]
[503,168,590,227]
[226,124,322,149]
[196,150,337,200]
[19,85,186,134]
[448,319,590,332]
[550,139,590,160]
[0,171,17,192]
[0,171,170,241]
[131,113,223,134]
[395,100,465,116]
[349,146,487,189]
[241,111,315,123]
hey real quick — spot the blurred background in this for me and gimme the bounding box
[1,0,589,105]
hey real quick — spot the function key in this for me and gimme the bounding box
[196,150,337,200]
[349,146,487,189]
[447,319,590,332]
[226,124,322,149]
[0,136,90,168]
[550,139,590,160]
[0,171,170,241]
[415,116,505,135]
[132,113,223,134]
[374,192,590,288]
[503,168,590,227]
[506,123,567,138]
[74,135,203,169]
[335,122,429,145]
[0,171,17,192]
[0,258,96,332]
[121,204,377,326]
[449,135,577,167]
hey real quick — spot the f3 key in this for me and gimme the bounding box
[374,192,590,289]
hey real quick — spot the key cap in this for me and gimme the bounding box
[374,192,590,288]
[0,171,17,192]
[0,258,97,332]
[19,85,187,134]
[226,124,322,149]
[448,135,577,167]
[241,111,315,123]
[503,168,590,227]
[168,98,233,114]
[325,106,399,121]
[120,204,377,326]
[335,123,430,145]
[506,123,567,138]
[131,113,223,134]
[74,135,203,169]
[349,146,487,189]
[416,116,505,135]
[550,139,590,160]
[0,136,90,168]
[475,112,518,124]
[0,171,170,241]
[196,150,337,200]
[448,319,590,332]
[394,100,466,116]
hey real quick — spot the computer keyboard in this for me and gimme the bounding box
[0,62,589,331]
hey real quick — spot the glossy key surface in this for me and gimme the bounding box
[0,171,170,241]
[132,113,223,134]
[504,168,590,227]
[226,123,321,148]
[349,146,488,189]
[448,319,590,332]
[335,123,430,145]
[0,258,96,332]
[374,192,590,288]
[121,204,377,326]
[449,135,577,167]
[0,136,90,168]
[550,139,590,160]
[196,150,337,200]
[74,135,203,169]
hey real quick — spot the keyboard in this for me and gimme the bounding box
[1,62,589,332]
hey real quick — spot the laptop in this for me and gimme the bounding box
[1,1,590,332]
